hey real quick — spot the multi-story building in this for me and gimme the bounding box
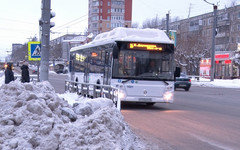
[50,34,87,62]
[169,5,240,78]
[88,0,132,36]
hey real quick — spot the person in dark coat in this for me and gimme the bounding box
[5,62,14,84]
[21,62,30,83]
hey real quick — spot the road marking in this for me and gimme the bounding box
[189,133,233,150]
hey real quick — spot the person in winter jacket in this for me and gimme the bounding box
[21,62,30,83]
[5,62,14,84]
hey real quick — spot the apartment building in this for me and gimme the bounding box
[50,34,86,61]
[88,0,132,36]
[169,5,240,78]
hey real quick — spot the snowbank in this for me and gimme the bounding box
[191,78,240,88]
[0,80,145,149]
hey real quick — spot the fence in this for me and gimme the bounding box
[65,80,121,110]
[14,75,38,83]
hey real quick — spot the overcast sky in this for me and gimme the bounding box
[0,0,238,61]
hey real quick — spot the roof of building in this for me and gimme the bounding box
[63,35,87,43]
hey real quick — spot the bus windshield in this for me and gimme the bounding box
[112,49,174,81]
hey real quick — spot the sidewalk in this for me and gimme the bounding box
[191,78,240,88]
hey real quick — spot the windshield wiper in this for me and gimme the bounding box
[162,80,169,85]
[122,79,131,83]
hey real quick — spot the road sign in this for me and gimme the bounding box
[28,41,41,61]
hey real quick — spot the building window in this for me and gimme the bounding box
[203,20,206,26]
[238,12,240,19]
[92,16,99,21]
[218,25,230,33]
[189,20,199,31]
[237,37,240,43]
[108,2,111,6]
[111,8,124,13]
[238,24,240,31]
[208,18,212,25]
[112,1,124,5]
[218,13,229,21]
[111,16,124,20]
[107,16,110,20]
[92,1,99,6]
[92,8,99,13]
[108,9,110,13]
[93,23,98,28]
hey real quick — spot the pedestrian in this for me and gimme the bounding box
[21,62,30,83]
[5,62,14,84]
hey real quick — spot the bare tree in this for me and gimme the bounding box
[175,33,210,75]
[131,22,139,28]
[142,15,161,29]
[230,0,238,7]
[12,43,28,62]
[50,43,62,60]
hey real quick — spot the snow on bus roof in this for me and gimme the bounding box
[70,27,173,52]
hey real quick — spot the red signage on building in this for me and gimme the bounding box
[215,54,229,59]
[225,60,231,64]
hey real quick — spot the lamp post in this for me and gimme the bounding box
[203,0,217,81]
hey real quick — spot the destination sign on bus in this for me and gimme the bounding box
[128,43,163,51]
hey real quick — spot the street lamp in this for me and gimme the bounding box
[203,0,217,81]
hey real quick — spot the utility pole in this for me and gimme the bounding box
[40,0,55,81]
[203,0,217,81]
[210,5,217,81]
[188,3,192,19]
[166,12,170,37]
[40,0,51,81]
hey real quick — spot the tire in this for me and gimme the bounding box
[146,102,155,106]
[185,88,189,91]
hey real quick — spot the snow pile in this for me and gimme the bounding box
[192,78,240,88]
[0,80,145,149]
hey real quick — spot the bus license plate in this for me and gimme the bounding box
[139,98,152,102]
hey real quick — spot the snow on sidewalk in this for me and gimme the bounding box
[191,78,240,88]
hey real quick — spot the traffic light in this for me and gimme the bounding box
[50,11,55,28]
[38,11,55,29]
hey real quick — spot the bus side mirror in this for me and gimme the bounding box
[113,44,119,59]
[174,67,181,78]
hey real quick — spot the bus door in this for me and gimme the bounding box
[103,51,112,85]
[84,53,90,83]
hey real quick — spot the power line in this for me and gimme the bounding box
[0,17,36,25]
[52,14,88,31]
[52,18,88,32]
[0,27,37,33]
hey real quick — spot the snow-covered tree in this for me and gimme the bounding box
[233,53,240,65]
[175,32,210,75]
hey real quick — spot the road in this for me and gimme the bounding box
[48,73,68,93]
[48,74,240,150]
[121,87,240,150]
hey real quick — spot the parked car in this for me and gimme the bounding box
[174,73,191,91]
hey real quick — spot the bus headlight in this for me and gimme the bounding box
[163,92,173,101]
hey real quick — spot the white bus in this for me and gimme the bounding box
[69,27,180,105]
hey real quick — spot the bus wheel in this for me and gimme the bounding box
[146,102,155,106]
